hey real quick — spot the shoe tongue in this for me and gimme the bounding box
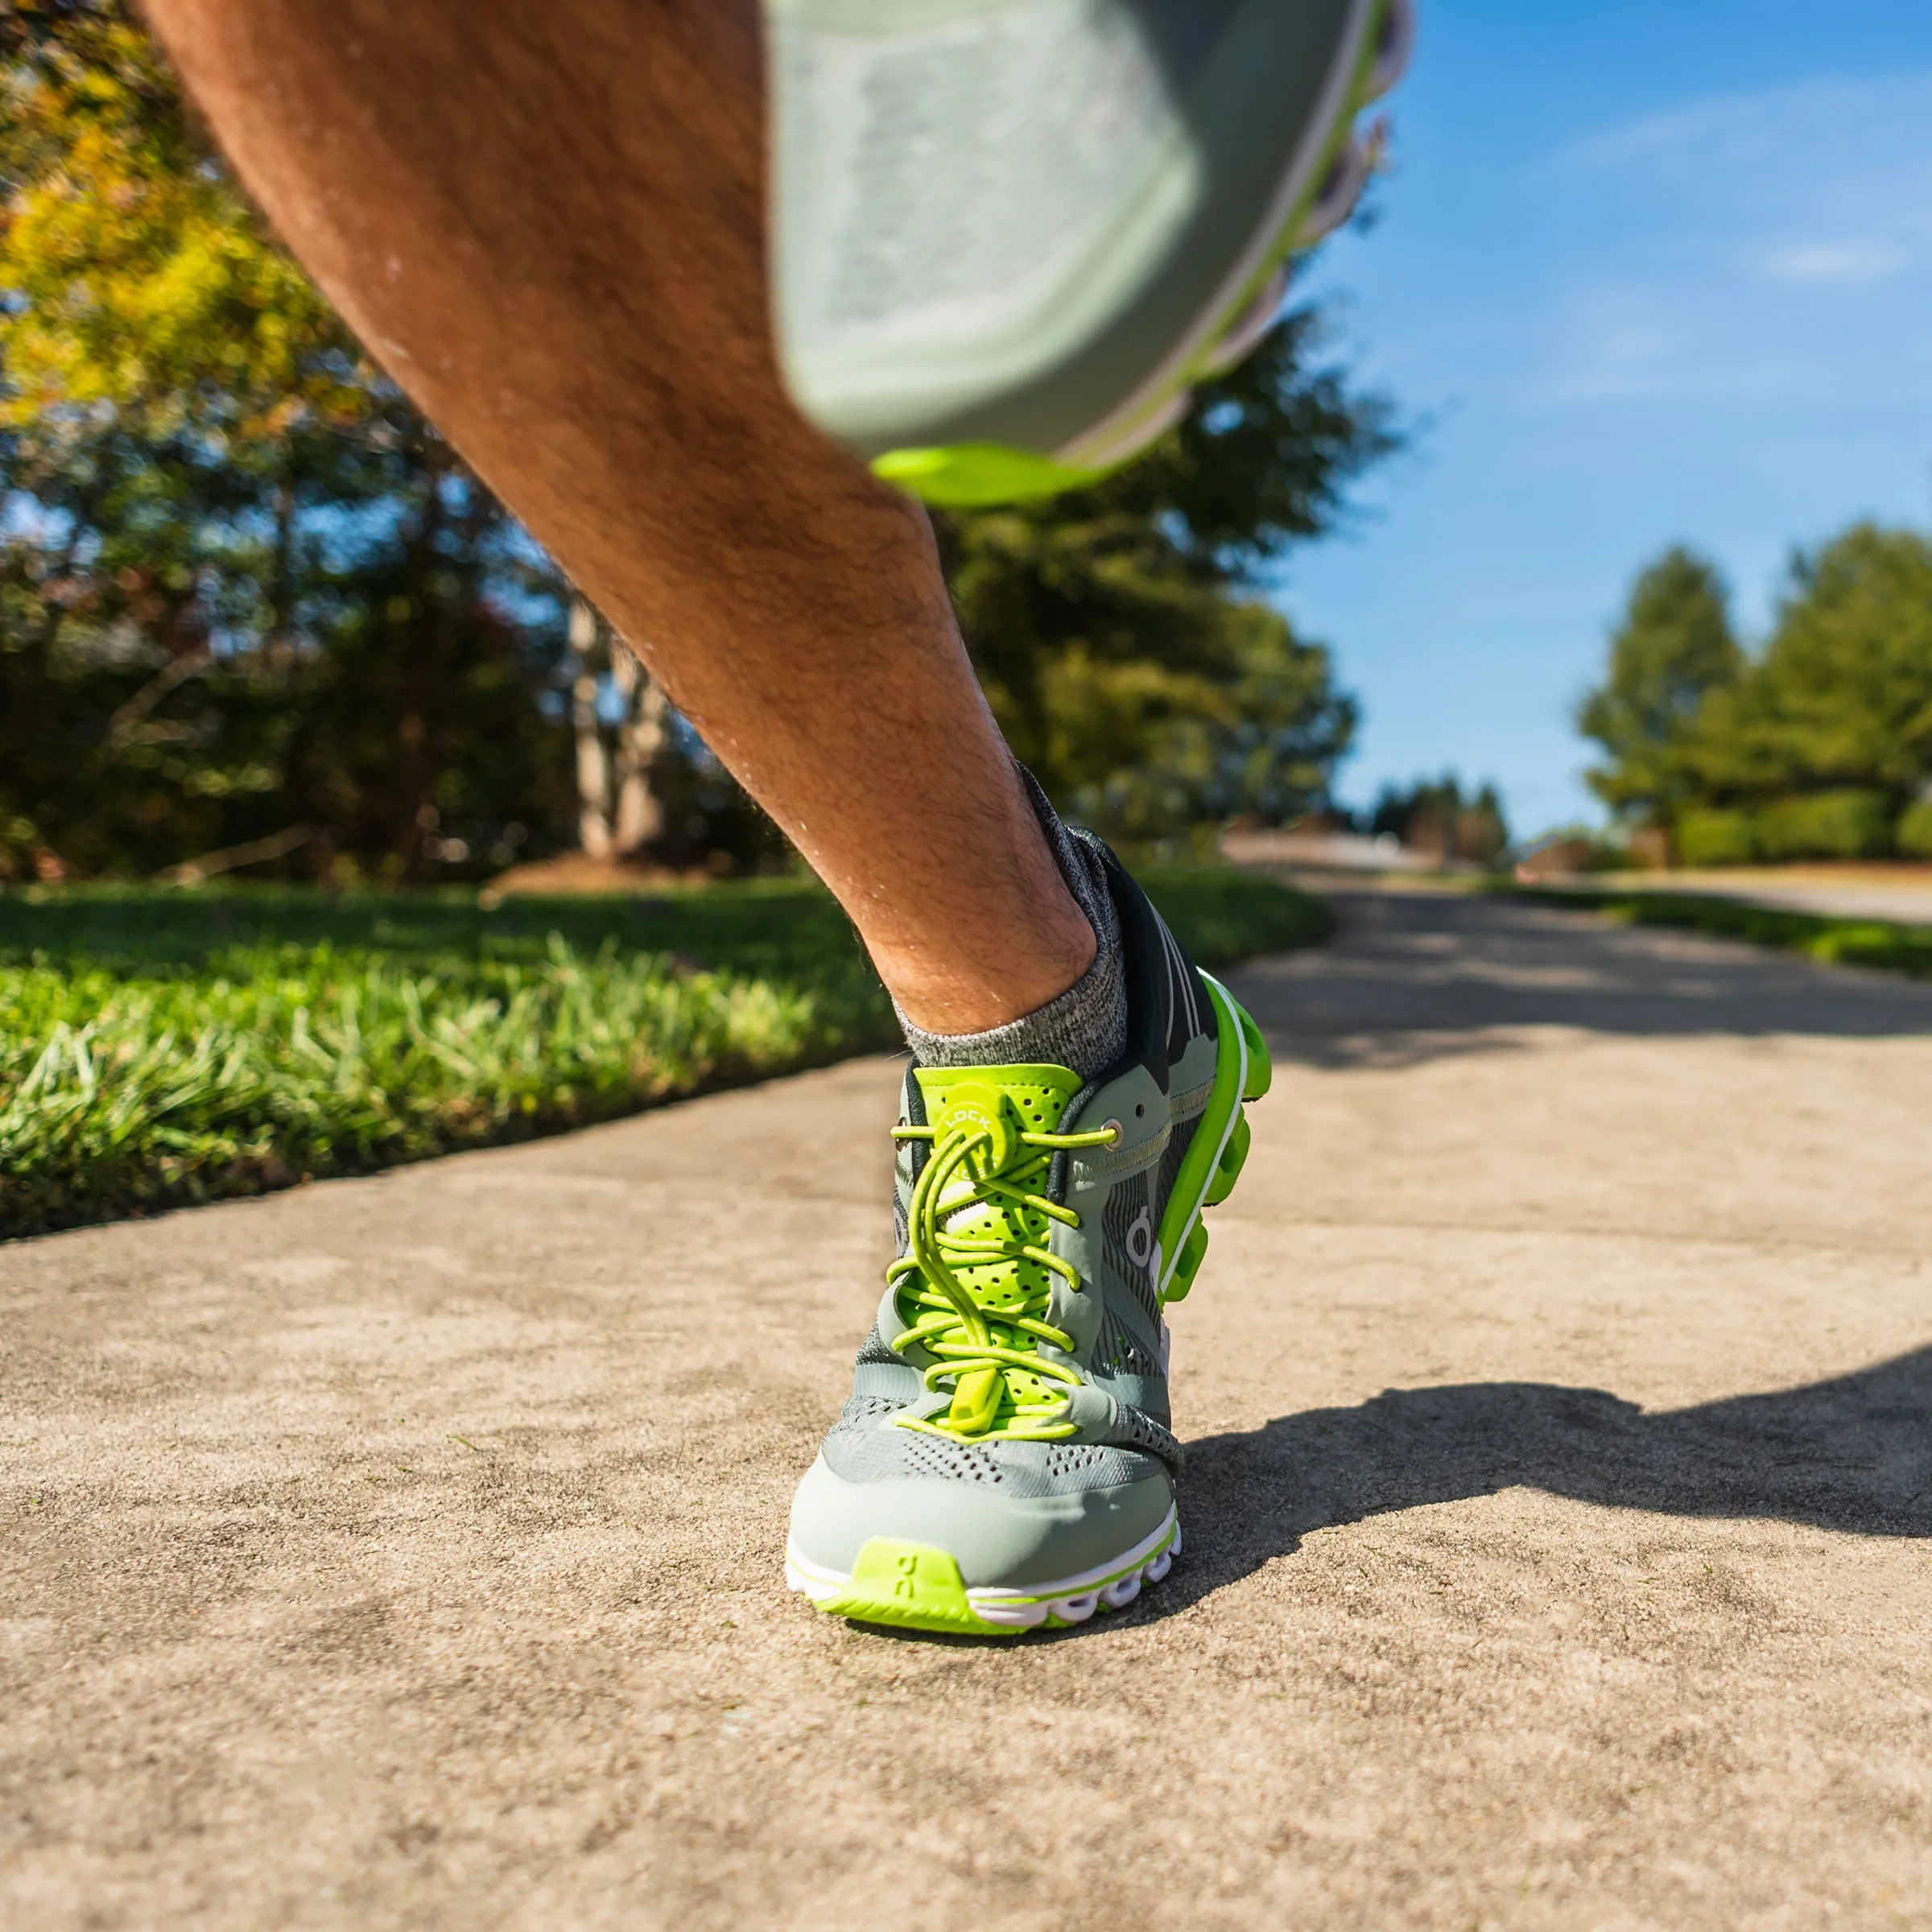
[914,1063,1085,1155]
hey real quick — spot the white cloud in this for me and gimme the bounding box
[1556,71,1932,174]
[1522,66,1932,404]
[1761,240,1909,284]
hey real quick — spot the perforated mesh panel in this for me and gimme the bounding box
[854,1324,900,1369]
[1108,1404,1184,1470]
[819,1423,1166,1494]
[833,1394,905,1429]
[900,1433,1006,1484]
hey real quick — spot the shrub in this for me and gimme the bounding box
[1754,789,1893,861]
[1674,809,1757,868]
[1898,799,1932,860]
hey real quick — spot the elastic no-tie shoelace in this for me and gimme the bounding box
[886,1096,1118,1442]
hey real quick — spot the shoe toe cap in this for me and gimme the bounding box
[789,1451,1173,1591]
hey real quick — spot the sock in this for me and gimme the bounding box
[897,766,1128,1081]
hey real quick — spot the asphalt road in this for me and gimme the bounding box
[6,886,1931,1930]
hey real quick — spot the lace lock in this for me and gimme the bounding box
[946,1082,1018,1173]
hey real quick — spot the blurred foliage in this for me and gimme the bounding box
[1752,788,1894,864]
[939,314,1393,842]
[2,2,1391,881]
[1576,546,1742,823]
[1369,770,1510,865]
[0,0,582,883]
[0,2,363,436]
[1581,526,1932,864]
[0,866,1331,1236]
[1899,799,1932,861]
[1673,807,1757,869]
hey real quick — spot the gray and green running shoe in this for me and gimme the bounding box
[767,0,1414,506]
[785,837,1270,1636]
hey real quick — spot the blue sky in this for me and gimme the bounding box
[1281,0,1932,836]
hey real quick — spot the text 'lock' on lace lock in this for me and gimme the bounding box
[944,1082,1018,1174]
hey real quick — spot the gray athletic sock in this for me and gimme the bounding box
[898,767,1128,1081]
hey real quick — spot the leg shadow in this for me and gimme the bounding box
[1164,1345,1932,1610]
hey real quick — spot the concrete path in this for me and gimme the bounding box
[6,889,1932,1930]
[1559,873,1932,926]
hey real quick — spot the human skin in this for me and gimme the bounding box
[138,0,1096,1033]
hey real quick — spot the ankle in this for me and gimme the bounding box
[879,903,1097,1036]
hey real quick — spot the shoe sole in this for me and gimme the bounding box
[786,983,1273,1638]
[786,1509,1181,1637]
[870,0,1413,507]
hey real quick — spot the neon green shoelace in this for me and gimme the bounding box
[887,1096,1117,1443]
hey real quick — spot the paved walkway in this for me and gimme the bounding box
[6,889,1932,1930]
[1561,872,1932,926]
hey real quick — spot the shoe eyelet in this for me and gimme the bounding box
[1100,1118,1123,1146]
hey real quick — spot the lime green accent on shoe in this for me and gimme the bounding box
[790,1511,1183,1636]
[891,1064,1120,1443]
[1205,1111,1252,1208]
[819,1539,1019,1637]
[1156,974,1257,1298]
[1237,1001,1274,1101]
[1166,1220,1210,1303]
[872,442,1103,508]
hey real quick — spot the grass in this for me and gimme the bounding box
[0,866,1331,1241]
[1516,885,1932,980]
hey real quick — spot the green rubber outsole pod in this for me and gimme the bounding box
[788,1511,1184,1637]
[819,1541,1014,1637]
[1158,974,1270,1306]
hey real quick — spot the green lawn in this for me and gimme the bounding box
[0,868,1330,1241]
[1517,886,1932,980]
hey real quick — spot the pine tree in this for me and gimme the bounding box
[1577,547,1741,823]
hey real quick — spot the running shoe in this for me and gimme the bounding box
[785,836,1271,1636]
[766,0,1414,506]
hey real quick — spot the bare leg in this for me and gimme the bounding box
[139,0,1094,1033]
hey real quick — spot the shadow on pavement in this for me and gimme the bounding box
[1228,886,1932,1071]
[1161,1344,1932,1616]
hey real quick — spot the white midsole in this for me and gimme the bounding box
[786,1507,1181,1630]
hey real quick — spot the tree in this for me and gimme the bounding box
[1370,772,1510,865]
[1696,523,1932,800]
[1577,546,1741,822]
[939,308,1393,843]
[1577,523,1932,864]
[566,592,675,862]
[0,0,577,881]
[3,2,1398,877]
